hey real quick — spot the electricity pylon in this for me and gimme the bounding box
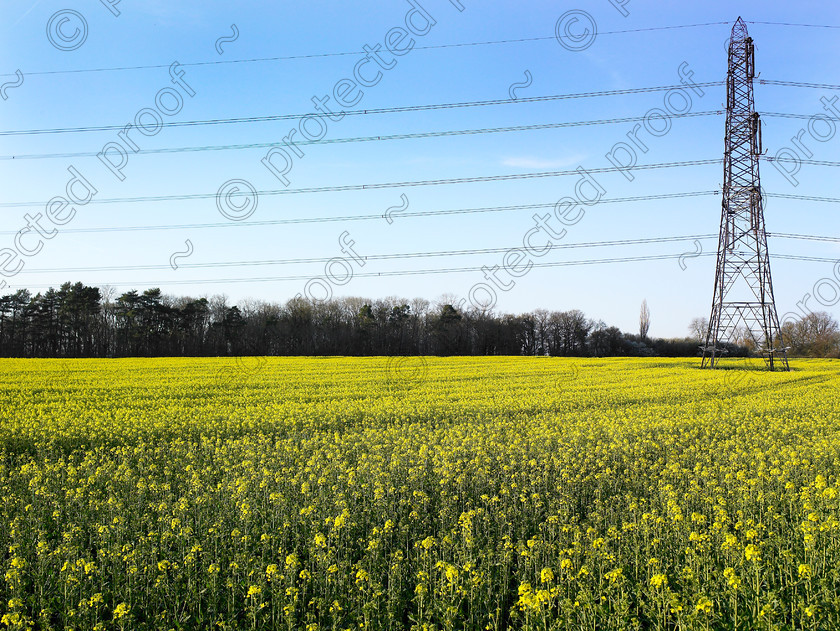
[702,17,789,371]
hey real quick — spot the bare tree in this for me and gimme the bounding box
[533,309,550,356]
[689,317,708,343]
[552,310,591,356]
[781,311,840,357]
[434,293,462,311]
[734,325,756,351]
[639,299,651,340]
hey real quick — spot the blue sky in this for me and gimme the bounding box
[2,0,840,337]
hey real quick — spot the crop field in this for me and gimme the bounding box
[1,357,839,630]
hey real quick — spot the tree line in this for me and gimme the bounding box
[0,282,837,358]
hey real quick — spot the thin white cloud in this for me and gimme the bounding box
[502,155,587,169]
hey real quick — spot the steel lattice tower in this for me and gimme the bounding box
[702,18,789,371]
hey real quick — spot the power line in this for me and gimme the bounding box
[0,79,831,137]
[1,112,725,160]
[766,193,840,203]
[13,232,839,276]
[1,110,819,161]
[15,234,722,275]
[764,158,840,167]
[747,21,840,29]
[774,254,840,263]
[0,83,726,136]
[763,111,840,121]
[0,191,721,236]
[2,21,834,81]
[759,79,840,91]
[1,185,833,232]
[8,251,831,291]
[1,159,722,209]
[2,22,734,79]
[3,254,721,289]
[771,232,840,243]
[1,188,833,233]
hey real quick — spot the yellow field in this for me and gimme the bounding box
[1,357,838,630]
